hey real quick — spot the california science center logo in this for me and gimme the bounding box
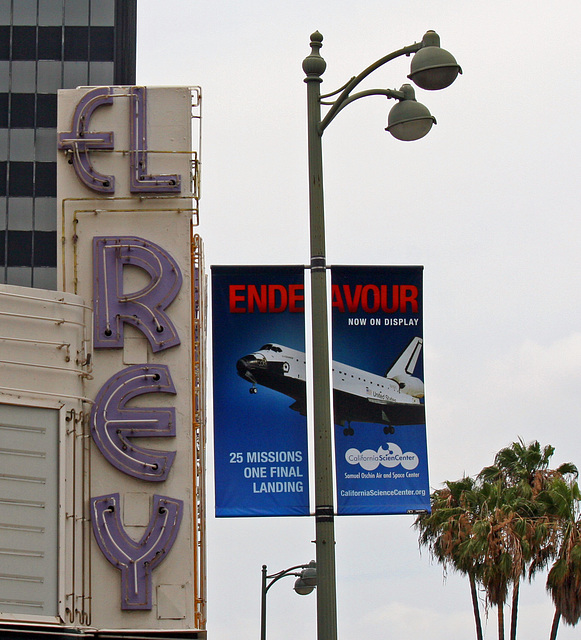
[345,443,419,471]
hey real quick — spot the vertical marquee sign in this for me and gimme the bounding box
[58,87,205,630]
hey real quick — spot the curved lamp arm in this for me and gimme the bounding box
[263,562,315,594]
[318,42,422,134]
[321,87,407,127]
[264,564,303,593]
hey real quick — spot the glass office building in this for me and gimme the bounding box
[0,0,136,289]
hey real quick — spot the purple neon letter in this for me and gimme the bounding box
[93,236,182,352]
[91,493,183,610]
[91,364,177,481]
[130,87,181,193]
[58,87,115,193]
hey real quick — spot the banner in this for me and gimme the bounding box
[331,266,430,515]
[212,266,310,517]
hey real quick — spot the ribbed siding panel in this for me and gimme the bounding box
[0,406,58,616]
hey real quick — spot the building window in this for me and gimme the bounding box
[11,26,37,61]
[10,94,35,128]
[38,26,63,61]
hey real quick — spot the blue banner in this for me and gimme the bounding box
[331,266,430,515]
[211,266,310,517]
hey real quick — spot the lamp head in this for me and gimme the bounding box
[386,84,436,141]
[294,561,317,595]
[408,30,462,91]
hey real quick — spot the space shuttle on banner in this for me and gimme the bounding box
[236,337,425,436]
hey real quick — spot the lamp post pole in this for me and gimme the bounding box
[303,31,337,640]
[302,30,461,640]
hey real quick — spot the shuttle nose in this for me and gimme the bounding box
[236,354,264,380]
[236,355,253,376]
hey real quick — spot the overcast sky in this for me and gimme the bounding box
[137,2,581,638]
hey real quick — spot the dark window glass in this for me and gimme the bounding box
[35,162,57,197]
[64,26,89,61]
[33,230,56,267]
[0,230,5,264]
[10,94,35,128]
[38,26,62,60]
[9,162,34,197]
[7,230,32,266]
[90,27,115,62]
[0,94,8,128]
[12,27,37,61]
[0,26,10,60]
[36,94,57,128]
[0,161,7,196]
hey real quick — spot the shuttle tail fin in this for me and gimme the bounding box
[385,337,423,378]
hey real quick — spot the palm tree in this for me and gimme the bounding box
[415,477,484,640]
[478,439,578,640]
[418,441,579,640]
[461,480,526,640]
[543,477,581,639]
[418,475,543,640]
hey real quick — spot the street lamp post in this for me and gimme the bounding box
[260,561,317,640]
[302,30,461,640]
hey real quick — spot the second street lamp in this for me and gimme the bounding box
[302,30,460,640]
[260,561,317,640]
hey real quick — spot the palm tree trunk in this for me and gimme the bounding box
[498,603,505,640]
[510,580,519,640]
[549,609,560,640]
[469,574,484,640]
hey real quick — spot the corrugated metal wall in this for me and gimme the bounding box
[0,403,58,616]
